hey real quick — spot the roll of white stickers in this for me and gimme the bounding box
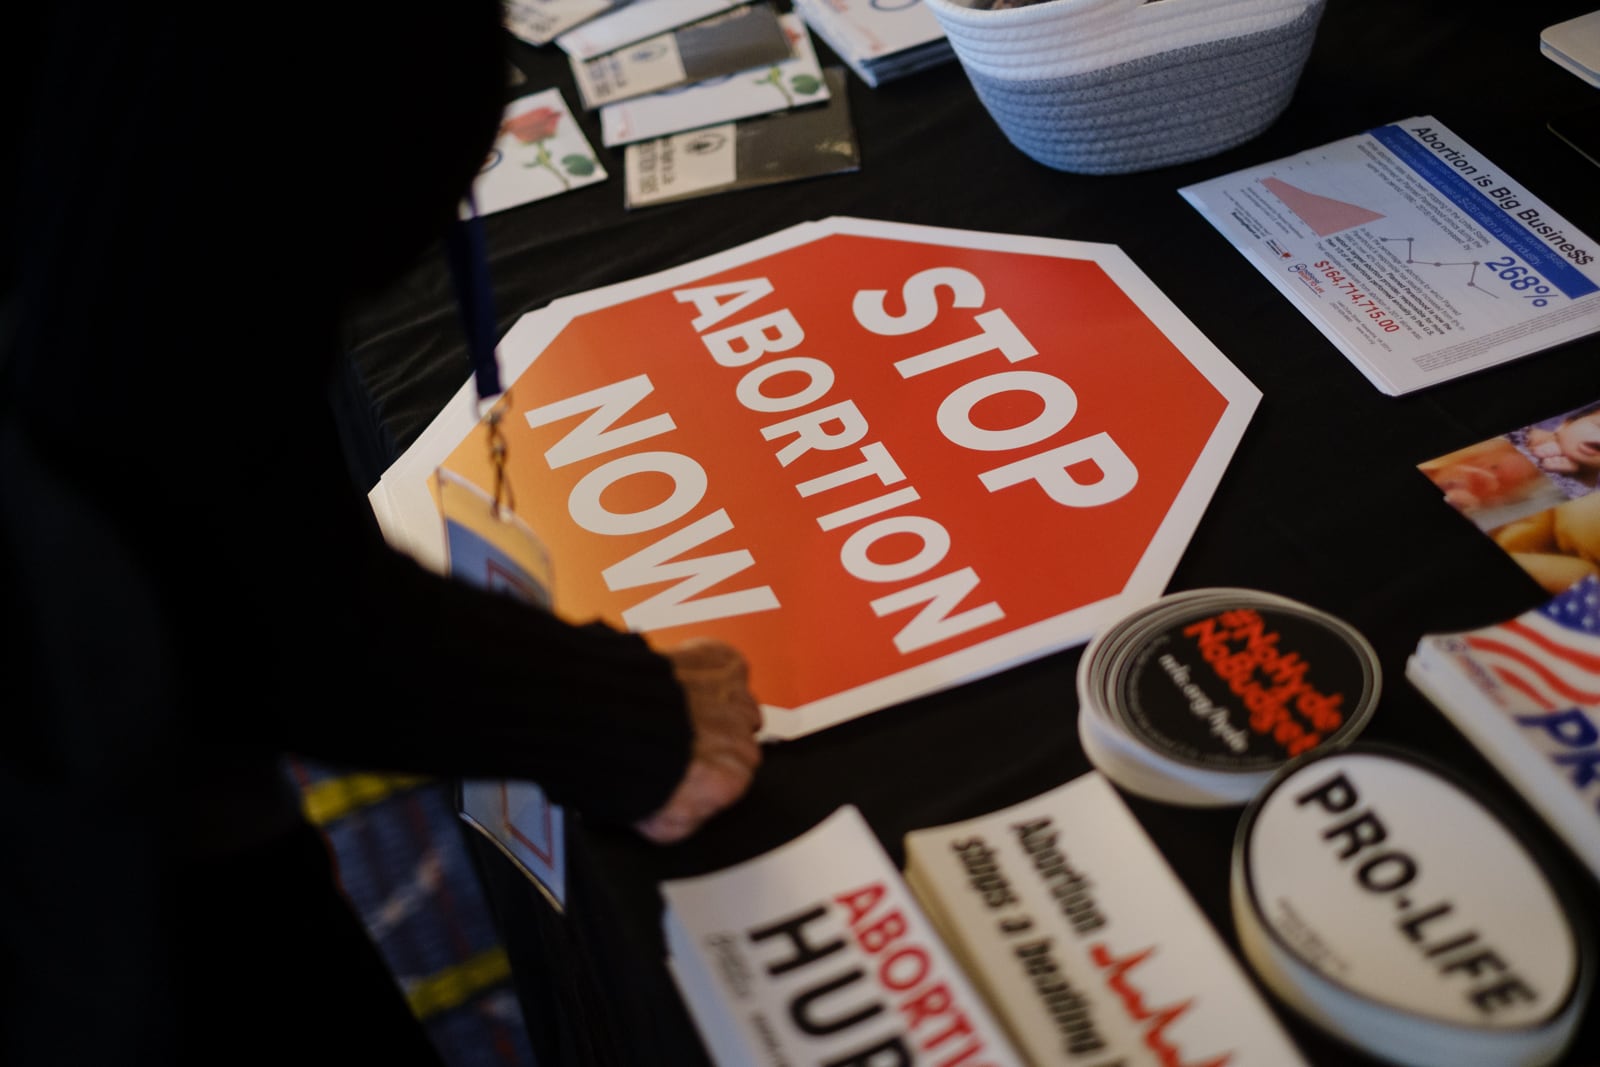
[1233,746,1591,1067]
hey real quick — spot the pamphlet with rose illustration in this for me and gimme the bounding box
[465,88,606,218]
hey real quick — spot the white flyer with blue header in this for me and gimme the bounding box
[1181,115,1600,395]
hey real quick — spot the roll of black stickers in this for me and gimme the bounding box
[1111,595,1379,773]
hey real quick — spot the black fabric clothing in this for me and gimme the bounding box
[4,5,693,1065]
[176,819,453,1066]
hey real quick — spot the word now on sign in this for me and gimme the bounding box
[372,217,1260,739]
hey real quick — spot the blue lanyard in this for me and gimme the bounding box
[446,194,502,402]
[446,194,514,512]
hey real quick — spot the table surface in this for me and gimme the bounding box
[340,2,1600,1063]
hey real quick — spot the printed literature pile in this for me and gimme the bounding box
[502,0,861,206]
[620,64,861,209]
[661,774,1309,1066]
[661,805,1024,1066]
[791,0,953,86]
[430,470,571,909]
[1406,574,1600,884]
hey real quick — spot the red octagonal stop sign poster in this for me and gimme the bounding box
[374,218,1259,739]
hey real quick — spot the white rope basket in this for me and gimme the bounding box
[924,0,1325,174]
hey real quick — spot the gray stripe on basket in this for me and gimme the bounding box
[960,0,1324,174]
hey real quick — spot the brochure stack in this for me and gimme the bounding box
[660,805,1025,1066]
[662,777,1313,1066]
[1406,574,1600,884]
[903,774,1311,1067]
[790,0,953,86]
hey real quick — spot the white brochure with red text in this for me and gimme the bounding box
[661,805,1025,1066]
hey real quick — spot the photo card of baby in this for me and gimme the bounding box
[464,88,607,218]
[1418,397,1600,594]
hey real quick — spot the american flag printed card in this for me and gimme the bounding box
[1407,574,1600,881]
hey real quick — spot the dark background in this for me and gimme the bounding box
[337,2,1600,1063]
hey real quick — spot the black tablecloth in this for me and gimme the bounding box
[340,2,1600,1063]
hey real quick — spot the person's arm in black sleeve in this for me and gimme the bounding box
[9,0,762,839]
[191,403,758,835]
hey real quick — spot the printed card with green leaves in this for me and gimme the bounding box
[623,67,858,209]
[599,15,830,148]
[466,89,607,217]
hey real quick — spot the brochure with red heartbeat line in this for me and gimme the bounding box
[902,772,1309,1067]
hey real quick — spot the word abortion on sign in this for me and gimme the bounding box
[371,217,1259,738]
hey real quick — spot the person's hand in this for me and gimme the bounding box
[634,638,763,845]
